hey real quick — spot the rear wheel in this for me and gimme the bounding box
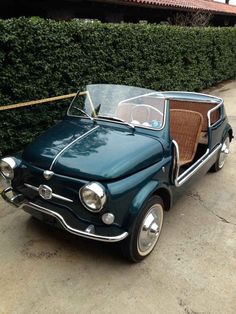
[121,196,164,262]
[211,135,230,172]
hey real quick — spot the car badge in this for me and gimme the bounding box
[38,184,52,200]
[43,170,54,180]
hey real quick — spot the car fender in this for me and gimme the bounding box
[123,180,171,231]
[223,123,233,142]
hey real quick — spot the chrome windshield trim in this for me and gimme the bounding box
[67,90,96,117]
[67,90,167,132]
[49,125,99,170]
[22,202,128,243]
[24,183,74,203]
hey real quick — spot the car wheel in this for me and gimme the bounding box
[210,135,230,172]
[121,195,164,262]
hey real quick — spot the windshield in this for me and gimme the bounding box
[67,84,166,130]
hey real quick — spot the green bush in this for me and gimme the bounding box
[0,18,236,156]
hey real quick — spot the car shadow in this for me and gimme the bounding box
[24,215,132,266]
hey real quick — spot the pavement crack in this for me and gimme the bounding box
[178,298,207,314]
[213,213,236,225]
[186,191,236,226]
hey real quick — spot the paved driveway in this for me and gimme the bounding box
[0,81,235,314]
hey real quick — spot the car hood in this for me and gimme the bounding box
[23,119,164,180]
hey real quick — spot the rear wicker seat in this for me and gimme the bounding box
[170,100,219,145]
[170,100,219,131]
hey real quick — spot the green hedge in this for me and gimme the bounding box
[0,18,236,156]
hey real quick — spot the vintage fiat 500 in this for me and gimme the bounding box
[0,84,233,262]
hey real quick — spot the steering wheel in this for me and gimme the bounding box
[131,104,163,122]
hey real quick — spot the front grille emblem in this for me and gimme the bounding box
[43,170,54,180]
[38,184,52,200]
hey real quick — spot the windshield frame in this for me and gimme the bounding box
[67,85,167,132]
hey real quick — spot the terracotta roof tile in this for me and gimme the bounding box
[123,0,236,15]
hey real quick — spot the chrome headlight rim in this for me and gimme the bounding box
[79,182,106,213]
[0,157,16,180]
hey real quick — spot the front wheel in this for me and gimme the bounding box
[121,196,164,262]
[211,135,230,172]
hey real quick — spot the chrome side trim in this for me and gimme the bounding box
[175,144,221,187]
[49,193,73,203]
[24,183,73,203]
[49,125,99,170]
[24,183,38,191]
[22,202,128,242]
[177,147,209,182]
[167,97,219,104]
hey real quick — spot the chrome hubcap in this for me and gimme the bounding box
[137,204,163,256]
[219,137,230,169]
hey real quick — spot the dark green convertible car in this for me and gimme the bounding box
[0,84,233,262]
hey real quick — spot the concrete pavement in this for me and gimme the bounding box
[0,81,235,314]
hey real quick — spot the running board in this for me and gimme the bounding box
[174,144,222,187]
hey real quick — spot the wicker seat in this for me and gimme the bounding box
[170,100,219,131]
[170,109,203,166]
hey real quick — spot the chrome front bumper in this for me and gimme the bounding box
[1,186,24,206]
[1,187,128,243]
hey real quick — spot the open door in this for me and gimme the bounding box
[171,100,224,187]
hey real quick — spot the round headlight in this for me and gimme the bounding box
[0,157,16,180]
[80,182,106,212]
